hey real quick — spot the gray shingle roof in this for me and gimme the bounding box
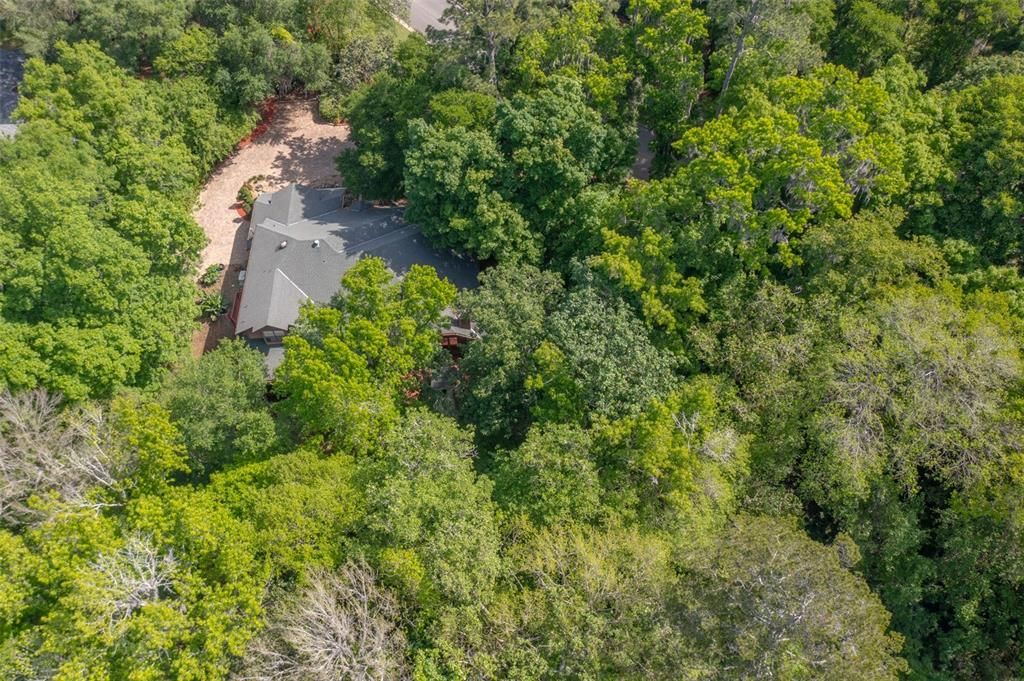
[235,184,478,336]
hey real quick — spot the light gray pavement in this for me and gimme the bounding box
[409,0,449,33]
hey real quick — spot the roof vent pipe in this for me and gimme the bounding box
[279,240,288,249]
[313,239,320,248]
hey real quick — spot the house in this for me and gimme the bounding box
[232,184,478,368]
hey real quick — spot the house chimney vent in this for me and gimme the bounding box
[313,239,321,248]
[279,240,288,249]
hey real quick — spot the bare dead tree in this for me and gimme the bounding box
[237,560,409,681]
[87,533,179,634]
[0,389,126,527]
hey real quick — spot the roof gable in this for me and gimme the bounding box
[251,184,344,228]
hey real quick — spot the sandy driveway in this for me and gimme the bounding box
[194,98,351,270]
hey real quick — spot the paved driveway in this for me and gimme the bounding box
[409,0,448,32]
[0,48,25,125]
[193,98,351,270]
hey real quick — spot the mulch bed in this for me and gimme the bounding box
[236,99,278,150]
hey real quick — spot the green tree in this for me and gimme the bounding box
[275,258,455,451]
[427,89,497,130]
[156,76,257,176]
[208,447,364,580]
[595,91,850,341]
[305,0,406,54]
[456,264,565,449]
[0,0,75,56]
[0,393,263,680]
[597,377,749,535]
[363,410,501,610]
[492,424,601,526]
[625,0,707,160]
[153,25,219,78]
[0,42,207,398]
[67,0,193,69]
[806,286,1022,516]
[934,75,1024,263]
[938,459,1024,678]
[796,208,949,302]
[830,0,906,74]
[436,525,699,679]
[336,36,438,201]
[4,492,264,680]
[916,0,1023,85]
[491,77,628,261]
[797,286,1024,674]
[404,119,533,261]
[682,515,908,680]
[587,225,707,353]
[707,0,836,110]
[161,339,279,478]
[432,0,537,85]
[537,285,677,422]
[405,77,628,263]
[214,21,330,105]
[687,279,834,512]
[509,0,632,121]
[758,61,951,215]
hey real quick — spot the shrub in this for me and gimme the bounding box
[319,93,346,123]
[237,184,256,214]
[199,264,224,287]
[197,291,227,320]
[238,175,267,215]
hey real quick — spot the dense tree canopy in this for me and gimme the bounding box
[0,43,207,398]
[405,76,628,263]
[3,0,1024,679]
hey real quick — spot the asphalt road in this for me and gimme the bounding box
[409,0,449,33]
[0,48,25,124]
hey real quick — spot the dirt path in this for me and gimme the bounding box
[631,124,654,181]
[193,98,351,271]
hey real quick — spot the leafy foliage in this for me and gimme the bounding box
[681,515,908,680]
[274,257,455,451]
[405,76,628,263]
[160,340,278,477]
[0,43,205,398]
[6,1,1024,679]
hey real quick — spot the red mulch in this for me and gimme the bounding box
[236,99,278,150]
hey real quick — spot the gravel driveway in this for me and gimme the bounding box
[194,98,351,270]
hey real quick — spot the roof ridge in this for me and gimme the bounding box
[343,223,420,255]
[273,266,308,299]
